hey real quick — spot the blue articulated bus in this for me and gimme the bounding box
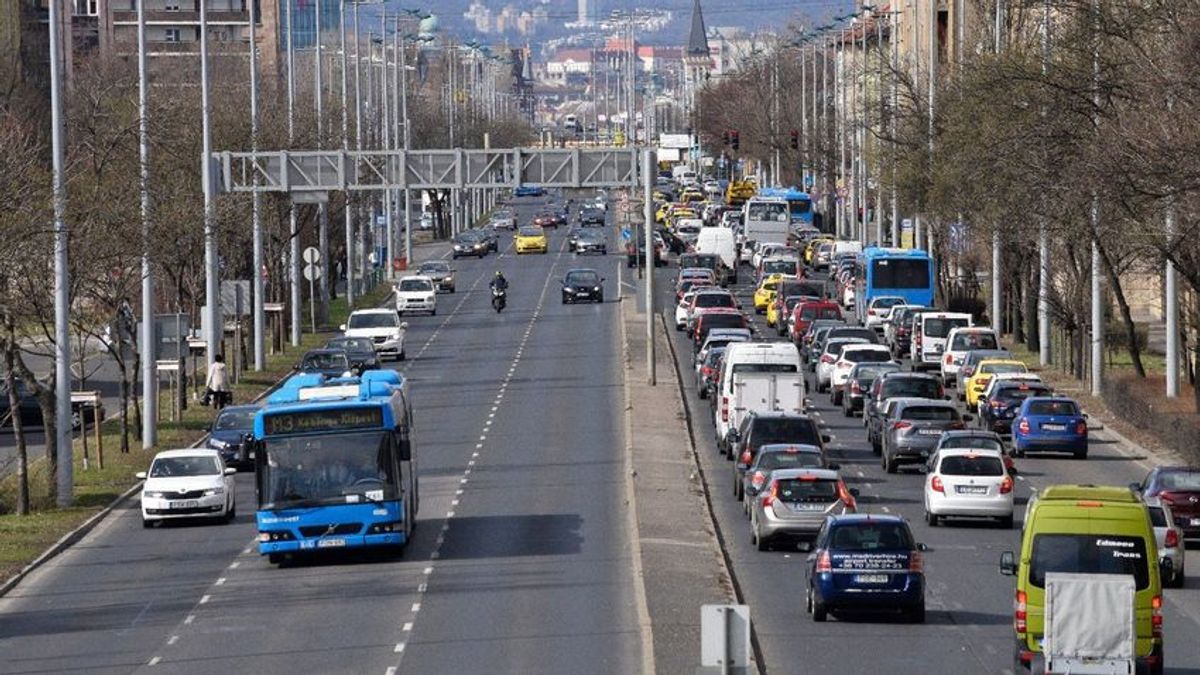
[252,370,418,564]
[855,247,935,322]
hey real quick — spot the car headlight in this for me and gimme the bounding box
[144,490,166,499]
[426,295,436,303]
[393,332,404,340]
[203,487,225,496]
[563,286,574,293]
[208,438,229,449]
[594,286,601,292]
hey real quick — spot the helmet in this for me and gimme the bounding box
[495,271,503,277]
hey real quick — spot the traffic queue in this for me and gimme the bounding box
[658,176,1187,674]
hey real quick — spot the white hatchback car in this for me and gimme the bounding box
[829,344,894,406]
[675,290,698,330]
[395,275,438,316]
[923,447,1014,528]
[342,308,408,360]
[138,449,237,527]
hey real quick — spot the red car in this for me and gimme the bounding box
[532,211,560,228]
[790,301,843,343]
[691,308,749,351]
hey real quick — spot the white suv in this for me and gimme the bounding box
[342,308,407,361]
[395,275,437,316]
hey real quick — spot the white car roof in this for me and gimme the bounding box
[399,275,433,282]
[351,308,399,315]
[153,448,221,459]
[839,344,892,355]
[935,447,1004,460]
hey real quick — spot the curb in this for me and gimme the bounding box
[657,309,767,675]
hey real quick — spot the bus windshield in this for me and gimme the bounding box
[261,430,399,509]
[871,259,930,289]
[747,202,789,222]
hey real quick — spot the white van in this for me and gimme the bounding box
[695,228,738,284]
[831,240,863,257]
[940,326,1001,384]
[911,312,974,367]
[714,342,803,452]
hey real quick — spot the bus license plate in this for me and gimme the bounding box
[855,574,888,584]
[170,500,198,509]
[317,538,346,548]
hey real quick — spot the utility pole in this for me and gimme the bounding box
[200,0,220,368]
[992,0,1003,332]
[137,0,156,447]
[315,0,330,323]
[340,0,354,306]
[1037,0,1051,366]
[380,14,393,277]
[49,0,74,504]
[890,11,898,246]
[401,32,413,266]
[1089,0,1103,396]
[249,0,264,371]
[287,0,301,347]
[643,148,655,386]
[1166,205,1179,397]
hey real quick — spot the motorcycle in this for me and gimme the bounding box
[491,287,507,313]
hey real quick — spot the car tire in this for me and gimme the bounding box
[431,308,437,316]
[562,296,569,304]
[1012,446,1025,459]
[268,553,284,565]
[908,602,926,624]
[809,590,828,622]
[755,528,770,552]
[925,510,939,527]
[142,518,154,529]
[1169,567,1185,589]
[832,390,842,406]
[398,350,407,361]
[843,404,852,418]
[225,503,236,523]
[884,452,897,474]
[998,515,1014,529]
[698,387,708,400]
[1074,449,1088,460]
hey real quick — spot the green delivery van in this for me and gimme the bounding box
[1000,485,1165,675]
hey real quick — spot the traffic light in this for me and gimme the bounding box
[789,130,799,150]
[722,130,730,146]
[731,130,740,151]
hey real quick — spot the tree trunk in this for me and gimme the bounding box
[1024,256,1039,354]
[38,390,57,506]
[118,357,130,453]
[3,322,30,515]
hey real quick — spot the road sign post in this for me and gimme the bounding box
[700,604,751,674]
[303,263,321,333]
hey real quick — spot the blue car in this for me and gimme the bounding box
[514,185,545,198]
[806,514,926,623]
[1010,396,1088,459]
[207,405,260,469]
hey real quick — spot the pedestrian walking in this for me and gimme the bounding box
[205,353,231,409]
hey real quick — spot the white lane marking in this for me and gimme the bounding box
[148,656,161,666]
[215,577,226,586]
[198,595,211,605]
[387,667,399,674]
[451,499,460,506]
[881,506,891,513]
[411,603,421,612]
[402,621,414,632]
[228,561,240,569]
[167,635,179,646]
[184,614,195,625]
[393,643,406,654]
[418,583,427,593]
[423,567,434,575]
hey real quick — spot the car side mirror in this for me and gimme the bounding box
[917,542,928,552]
[339,324,347,331]
[135,471,147,480]
[1128,482,1141,492]
[224,467,238,475]
[849,487,860,497]
[944,395,952,401]
[821,434,832,443]
[999,551,1017,576]
[828,462,841,471]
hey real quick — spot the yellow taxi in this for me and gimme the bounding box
[804,236,834,265]
[753,273,785,314]
[655,203,672,223]
[680,188,706,203]
[965,359,1029,407]
[514,225,548,254]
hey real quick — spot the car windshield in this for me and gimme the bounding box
[347,312,398,329]
[763,260,797,275]
[261,431,398,509]
[519,226,543,236]
[701,315,746,331]
[854,364,900,381]
[951,332,999,350]
[752,418,820,446]
[1160,472,1200,490]
[828,328,877,342]
[942,437,1004,453]
[828,523,915,551]
[882,379,941,399]
[825,340,868,357]
[399,279,433,292]
[981,363,1027,375]
[420,262,449,274]
[924,318,972,338]
[150,455,222,477]
[566,272,600,285]
[775,477,838,503]
[327,338,373,352]
[1029,534,1150,590]
[939,454,1004,476]
[704,349,726,367]
[302,353,349,371]
[903,406,958,421]
[1026,400,1079,415]
[214,409,257,431]
[695,294,735,308]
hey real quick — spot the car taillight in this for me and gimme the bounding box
[938,386,946,399]
[1015,590,1027,633]
[850,381,862,394]
[762,482,778,508]
[1000,476,1014,495]
[892,421,912,431]
[837,480,856,509]
[930,475,945,493]
[1017,418,1030,434]
[1152,594,1163,638]
[915,334,923,347]
[944,354,953,365]
[739,450,752,465]
[820,354,834,364]
[815,550,832,573]
[721,396,729,422]
[909,551,924,573]
[1074,420,1087,435]
[1165,528,1180,548]
[751,471,766,488]
[898,327,909,336]
[990,399,1007,409]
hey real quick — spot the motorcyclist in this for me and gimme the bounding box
[490,271,509,292]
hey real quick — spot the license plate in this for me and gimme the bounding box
[170,500,198,509]
[576,292,590,296]
[918,429,943,435]
[957,486,988,495]
[1191,518,1200,527]
[855,574,888,584]
[1042,423,1066,431]
[317,538,346,548]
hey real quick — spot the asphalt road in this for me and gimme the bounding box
[653,260,1200,675]
[0,199,643,675]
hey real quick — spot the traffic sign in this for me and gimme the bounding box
[621,228,632,240]
[303,264,322,281]
[302,247,321,264]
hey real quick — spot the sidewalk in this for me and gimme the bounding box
[619,292,739,675]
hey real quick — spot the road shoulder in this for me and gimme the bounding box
[619,291,738,675]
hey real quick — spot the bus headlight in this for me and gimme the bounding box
[369,521,404,534]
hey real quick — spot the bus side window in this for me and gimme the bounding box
[397,428,412,461]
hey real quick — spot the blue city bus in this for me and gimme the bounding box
[758,187,814,227]
[252,370,418,564]
[854,247,935,323]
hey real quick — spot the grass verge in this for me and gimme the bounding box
[0,282,393,581]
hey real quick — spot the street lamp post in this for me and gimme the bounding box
[137,0,156,446]
[48,0,73,502]
[200,0,220,370]
[287,0,301,347]
[340,0,354,306]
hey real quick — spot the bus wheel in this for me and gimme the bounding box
[268,553,284,565]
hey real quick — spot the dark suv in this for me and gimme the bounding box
[881,399,969,473]
[866,373,945,454]
[727,412,830,501]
